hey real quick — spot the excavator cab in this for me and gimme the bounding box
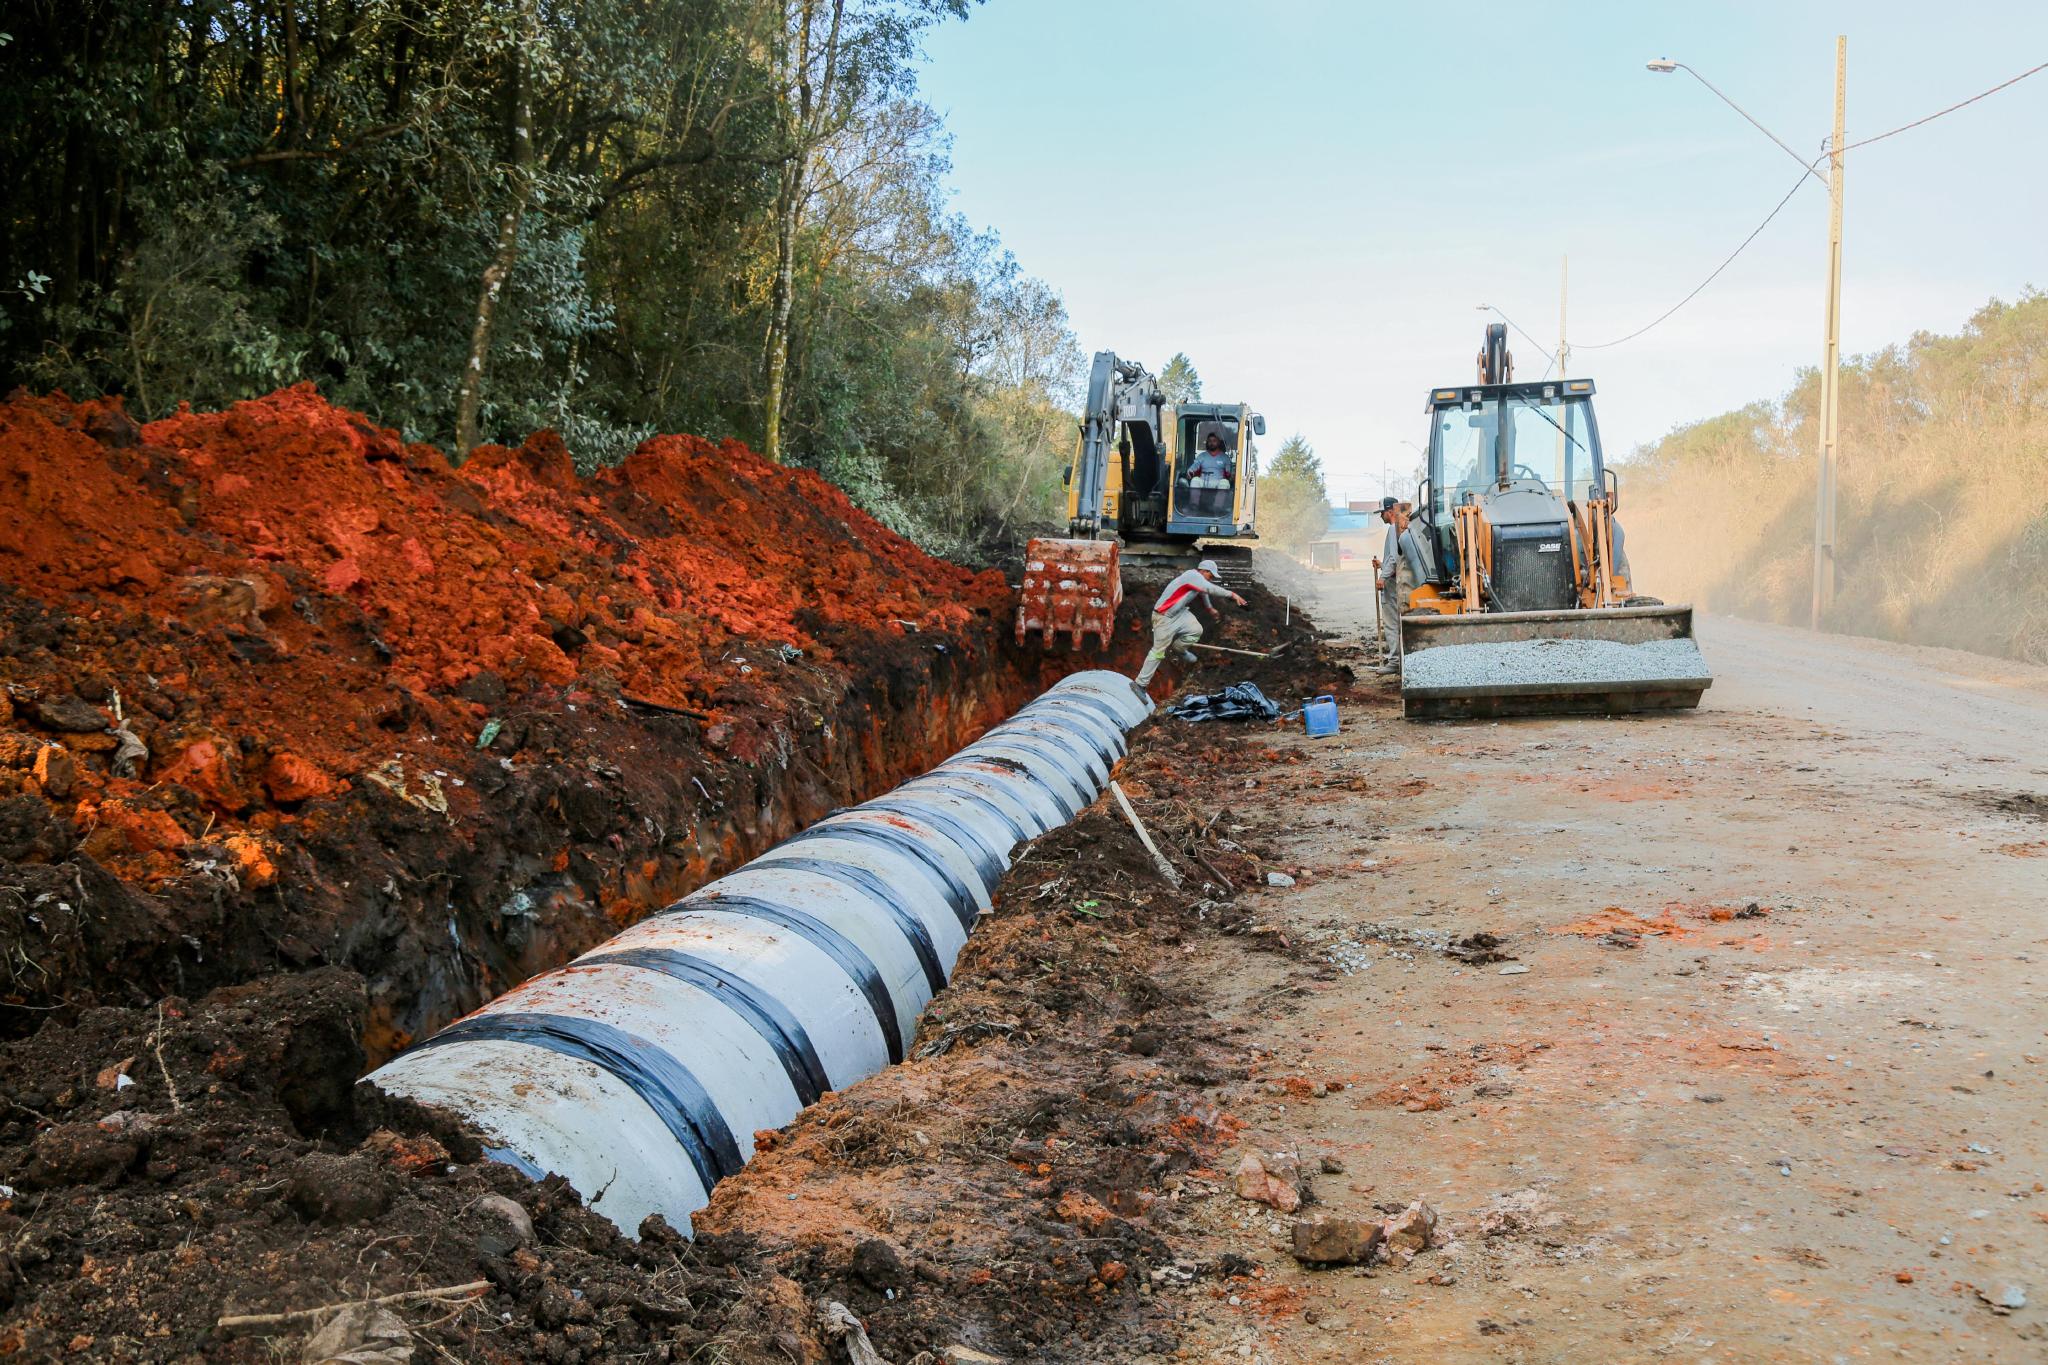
[1167,405,1261,537]
[1173,414,1242,524]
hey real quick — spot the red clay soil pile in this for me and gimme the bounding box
[0,386,1022,1054]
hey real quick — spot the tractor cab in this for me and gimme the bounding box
[1418,377,1607,613]
[1392,324,1709,720]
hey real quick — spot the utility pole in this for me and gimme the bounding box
[1555,255,1572,486]
[1811,37,1846,630]
[1557,255,1570,381]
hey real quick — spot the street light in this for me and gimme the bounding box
[1644,58,1828,186]
[1647,47,1846,630]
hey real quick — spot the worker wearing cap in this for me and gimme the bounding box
[1374,497,1412,670]
[1187,432,1235,517]
[1134,559,1246,692]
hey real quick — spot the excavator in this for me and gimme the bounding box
[1016,350,1265,648]
[1393,324,1712,719]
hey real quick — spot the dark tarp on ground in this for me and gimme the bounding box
[1164,682,1281,723]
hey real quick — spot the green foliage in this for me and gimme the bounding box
[1259,433,1330,555]
[1626,290,2048,662]
[0,0,1076,551]
[1159,352,1202,404]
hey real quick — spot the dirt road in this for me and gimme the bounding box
[1182,566,2048,1362]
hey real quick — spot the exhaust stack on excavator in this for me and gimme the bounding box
[1394,325,1711,720]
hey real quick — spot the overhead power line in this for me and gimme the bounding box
[1577,57,2047,352]
[1575,168,1811,351]
[1837,58,2047,153]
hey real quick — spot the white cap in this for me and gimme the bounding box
[1197,559,1220,576]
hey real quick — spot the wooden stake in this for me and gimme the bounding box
[217,1282,490,1334]
[820,1302,888,1365]
[1109,781,1182,887]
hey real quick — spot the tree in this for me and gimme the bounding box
[1159,352,1201,403]
[455,3,541,459]
[1259,433,1330,556]
[0,0,1082,553]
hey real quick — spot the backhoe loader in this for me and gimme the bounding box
[1394,325,1712,719]
[1017,350,1265,648]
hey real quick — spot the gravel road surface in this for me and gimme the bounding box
[1179,567,2048,1362]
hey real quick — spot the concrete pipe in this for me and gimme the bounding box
[366,670,1149,1236]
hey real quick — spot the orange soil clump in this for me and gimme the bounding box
[1550,906,1700,940]
[0,384,1013,934]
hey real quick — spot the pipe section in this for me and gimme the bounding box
[366,671,1149,1235]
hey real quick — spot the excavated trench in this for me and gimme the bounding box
[352,630,1144,1062]
[0,385,1147,1065]
[0,573,1147,1065]
[368,670,1151,1236]
[0,387,1380,1358]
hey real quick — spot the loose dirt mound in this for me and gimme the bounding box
[0,969,823,1362]
[0,387,1022,1052]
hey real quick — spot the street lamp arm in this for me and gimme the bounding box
[1661,60,1829,186]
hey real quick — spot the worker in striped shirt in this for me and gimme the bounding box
[1133,559,1247,692]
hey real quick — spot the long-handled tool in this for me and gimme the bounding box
[1371,555,1383,654]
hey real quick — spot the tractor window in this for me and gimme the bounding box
[1502,396,1599,499]
[1432,401,1497,509]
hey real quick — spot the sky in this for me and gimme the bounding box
[913,0,2048,504]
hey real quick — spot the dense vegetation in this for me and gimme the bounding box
[1258,433,1330,556]
[0,0,1082,553]
[1625,291,2048,663]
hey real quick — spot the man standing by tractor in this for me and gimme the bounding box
[1374,497,1412,673]
[1133,559,1247,694]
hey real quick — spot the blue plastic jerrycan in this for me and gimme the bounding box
[1302,695,1340,737]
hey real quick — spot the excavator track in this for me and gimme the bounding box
[1118,540,1255,582]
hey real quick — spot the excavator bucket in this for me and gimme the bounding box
[1017,538,1123,649]
[1399,604,1711,721]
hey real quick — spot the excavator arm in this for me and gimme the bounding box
[1069,351,1164,537]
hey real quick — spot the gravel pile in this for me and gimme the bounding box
[1404,636,1712,692]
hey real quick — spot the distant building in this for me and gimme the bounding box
[1322,503,1377,570]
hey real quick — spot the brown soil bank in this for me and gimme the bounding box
[0,578,1357,1362]
[0,385,1092,1058]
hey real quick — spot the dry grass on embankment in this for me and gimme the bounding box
[1622,292,2048,664]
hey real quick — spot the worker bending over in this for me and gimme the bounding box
[1134,559,1246,692]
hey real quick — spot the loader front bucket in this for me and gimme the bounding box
[1017,538,1123,649]
[1399,604,1711,721]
